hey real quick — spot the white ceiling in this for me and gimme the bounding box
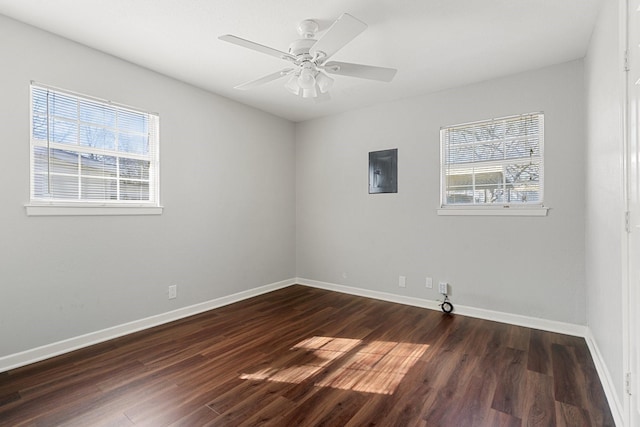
[0,0,601,122]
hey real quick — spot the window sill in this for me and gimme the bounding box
[437,206,549,216]
[25,204,164,216]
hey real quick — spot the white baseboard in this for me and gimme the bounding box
[584,329,625,427]
[297,277,587,337]
[0,278,295,373]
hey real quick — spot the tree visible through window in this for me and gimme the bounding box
[30,84,159,205]
[440,113,544,208]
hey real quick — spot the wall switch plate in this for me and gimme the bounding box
[399,276,406,288]
[168,285,177,299]
[439,282,448,295]
[426,277,433,288]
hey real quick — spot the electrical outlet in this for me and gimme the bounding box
[168,285,177,299]
[399,276,406,288]
[426,277,433,288]
[439,282,448,295]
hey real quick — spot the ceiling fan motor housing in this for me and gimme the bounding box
[288,38,316,58]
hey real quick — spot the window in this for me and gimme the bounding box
[439,112,547,216]
[28,83,161,215]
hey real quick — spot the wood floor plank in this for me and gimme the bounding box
[527,328,552,375]
[344,393,396,427]
[122,383,208,426]
[506,324,531,351]
[0,285,614,426]
[0,375,104,426]
[167,405,219,427]
[421,350,484,425]
[521,370,556,427]
[441,374,493,426]
[59,411,135,427]
[482,409,523,427]
[207,376,287,416]
[551,343,591,409]
[491,347,527,418]
[555,401,593,427]
[34,379,177,427]
[0,390,20,408]
[234,395,291,427]
[278,386,369,426]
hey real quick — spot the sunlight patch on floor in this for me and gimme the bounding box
[240,336,429,395]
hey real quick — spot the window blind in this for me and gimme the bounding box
[440,112,544,207]
[30,84,160,205]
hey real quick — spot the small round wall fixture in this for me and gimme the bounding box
[440,296,454,314]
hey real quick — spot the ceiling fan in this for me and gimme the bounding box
[219,13,397,100]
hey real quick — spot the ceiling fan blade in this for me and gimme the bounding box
[309,13,367,61]
[219,35,296,62]
[324,61,397,82]
[234,68,294,90]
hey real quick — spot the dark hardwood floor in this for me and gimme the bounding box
[0,285,614,426]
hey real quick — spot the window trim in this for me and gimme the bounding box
[438,112,548,216]
[25,204,163,217]
[436,206,549,216]
[26,82,162,216]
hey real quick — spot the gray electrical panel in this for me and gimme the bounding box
[369,148,397,194]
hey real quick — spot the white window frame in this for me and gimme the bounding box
[438,112,548,216]
[26,82,162,216]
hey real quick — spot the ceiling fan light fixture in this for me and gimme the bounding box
[302,86,318,99]
[316,72,334,94]
[284,75,300,95]
[297,67,316,90]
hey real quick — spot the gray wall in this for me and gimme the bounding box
[0,10,599,367]
[0,15,296,357]
[585,0,625,404]
[296,60,586,325]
